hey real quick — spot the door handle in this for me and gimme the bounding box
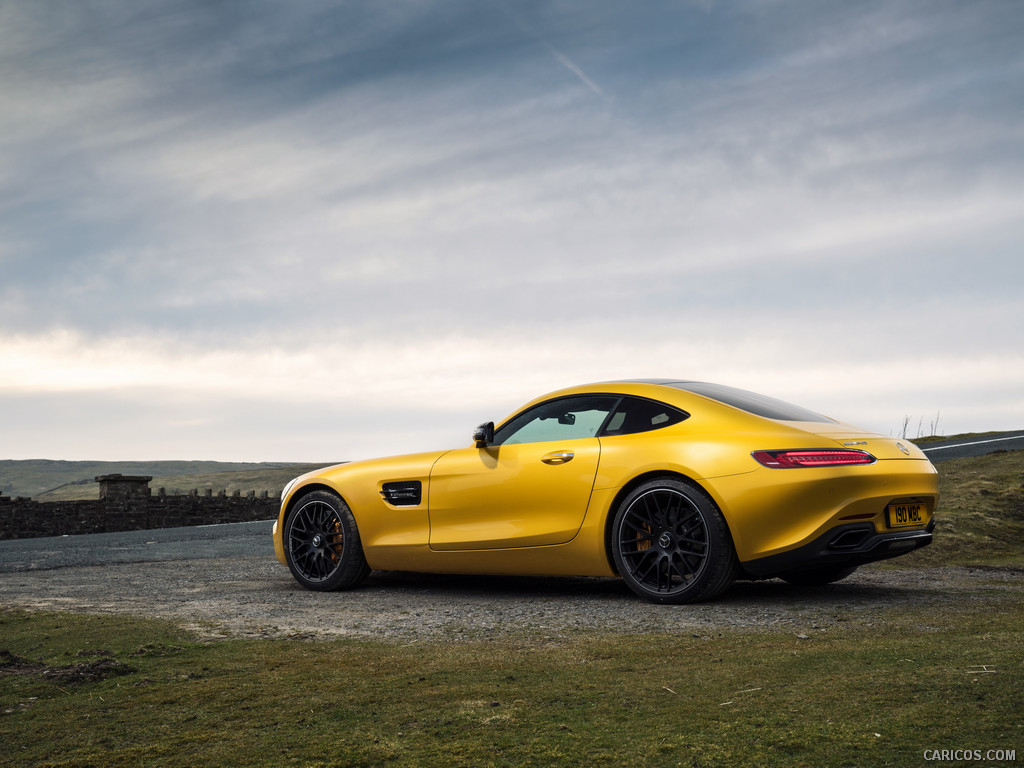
[541,451,575,465]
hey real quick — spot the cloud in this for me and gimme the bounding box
[3,324,1022,461]
[1,0,1022,459]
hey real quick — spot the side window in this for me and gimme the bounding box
[601,397,688,436]
[495,395,620,446]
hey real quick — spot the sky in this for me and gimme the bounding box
[2,0,1023,462]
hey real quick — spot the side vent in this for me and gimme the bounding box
[380,481,422,507]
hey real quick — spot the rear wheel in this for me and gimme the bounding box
[779,565,857,586]
[612,477,737,604]
[284,490,370,591]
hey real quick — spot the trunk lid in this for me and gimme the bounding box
[785,421,930,460]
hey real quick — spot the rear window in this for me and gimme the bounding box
[602,397,689,436]
[666,382,834,423]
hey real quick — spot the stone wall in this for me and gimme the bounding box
[0,475,279,540]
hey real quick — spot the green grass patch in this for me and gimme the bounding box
[2,600,1021,768]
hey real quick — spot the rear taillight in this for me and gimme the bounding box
[752,449,876,468]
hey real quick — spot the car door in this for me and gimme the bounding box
[427,395,620,550]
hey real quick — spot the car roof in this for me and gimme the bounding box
[516,379,834,425]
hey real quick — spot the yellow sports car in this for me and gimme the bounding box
[273,380,937,603]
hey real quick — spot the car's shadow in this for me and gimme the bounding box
[364,570,634,599]
[357,570,927,606]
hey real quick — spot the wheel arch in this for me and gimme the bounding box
[283,482,352,522]
[602,469,731,574]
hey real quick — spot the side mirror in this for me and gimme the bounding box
[473,421,494,446]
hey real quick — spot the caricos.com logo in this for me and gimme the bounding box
[924,750,1016,762]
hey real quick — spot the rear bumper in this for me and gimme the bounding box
[740,517,935,579]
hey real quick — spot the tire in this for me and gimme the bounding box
[779,565,857,587]
[611,477,737,604]
[284,490,371,591]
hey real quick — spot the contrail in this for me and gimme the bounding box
[493,0,610,103]
[548,47,610,102]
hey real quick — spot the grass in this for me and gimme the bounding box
[911,431,1021,445]
[2,450,1022,767]
[1,600,1021,768]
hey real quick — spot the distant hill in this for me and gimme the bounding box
[0,460,339,501]
[4,431,1014,501]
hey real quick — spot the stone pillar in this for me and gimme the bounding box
[95,475,153,532]
[95,474,153,500]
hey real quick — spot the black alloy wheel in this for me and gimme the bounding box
[612,477,736,604]
[284,490,370,591]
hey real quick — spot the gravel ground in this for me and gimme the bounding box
[2,550,1020,643]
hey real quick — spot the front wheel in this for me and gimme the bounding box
[612,478,737,604]
[284,490,371,591]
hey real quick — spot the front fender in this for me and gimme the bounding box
[274,450,449,566]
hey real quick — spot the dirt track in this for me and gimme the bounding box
[2,548,1020,642]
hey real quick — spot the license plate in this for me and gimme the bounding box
[887,502,928,529]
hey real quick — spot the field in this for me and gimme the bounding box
[0,460,333,501]
[1,450,1022,767]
